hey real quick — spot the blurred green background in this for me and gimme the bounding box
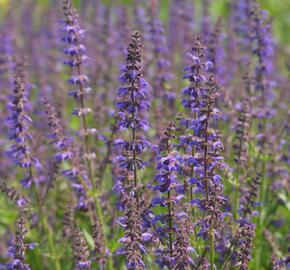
[0,0,289,46]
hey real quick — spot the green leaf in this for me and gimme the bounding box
[83,228,95,249]
[277,190,290,212]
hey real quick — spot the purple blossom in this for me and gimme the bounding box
[6,71,40,188]
[6,218,36,270]
[181,35,227,267]
[7,76,34,168]
[115,30,152,269]
[151,123,182,267]
[115,31,151,181]
[42,97,73,162]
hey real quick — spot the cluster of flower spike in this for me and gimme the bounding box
[43,96,92,210]
[181,35,227,267]
[6,217,37,270]
[62,0,90,94]
[250,0,275,123]
[116,31,152,269]
[152,122,182,267]
[61,203,91,269]
[7,71,40,188]
[0,0,289,270]
[118,195,146,270]
[233,97,251,167]
[147,13,173,101]
[231,0,252,56]
[222,173,261,269]
[116,31,151,179]
[42,97,72,163]
[61,0,99,212]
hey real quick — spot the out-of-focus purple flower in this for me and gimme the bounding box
[271,255,289,270]
[146,12,175,128]
[207,18,228,86]
[61,145,90,211]
[6,71,40,188]
[42,97,73,162]
[0,180,29,210]
[71,226,91,270]
[7,76,34,168]
[230,0,252,57]
[222,173,261,269]
[239,173,261,219]
[147,16,173,97]
[168,0,195,56]
[6,217,36,270]
[117,194,147,270]
[201,0,212,41]
[133,1,147,35]
[250,2,276,123]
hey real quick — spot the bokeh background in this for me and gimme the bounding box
[0,0,290,45]
[0,0,289,270]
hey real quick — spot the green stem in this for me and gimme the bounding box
[255,115,267,270]
[167,190,173,260]
[233,165,240,220]
[28,165,61,270]
[99,122,117,190]
[41,215,61,270]
[75,59,113,270]
[209,222,215,270]
[255,157,267,270]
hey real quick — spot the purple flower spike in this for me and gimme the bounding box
[115,31,152,269]
[7,70,39,188]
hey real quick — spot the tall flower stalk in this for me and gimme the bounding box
[250,2,276,268]
[233,96,251,219]
[61,1,111,268]
[147,10,174,123]
[182,35,226,269]
[71,225,91,270]
[230,0,252,61]
[116,30,151,269]
[118,194,146,270]
[7,71,40,192]
[6,217,36,270]
[222,173,261,269]
[42,97,73,163]
[152,122,182,267]
[62,0,96,189]
[115,31,151,190]
[181,35,209,203]
[6,63,64,270]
